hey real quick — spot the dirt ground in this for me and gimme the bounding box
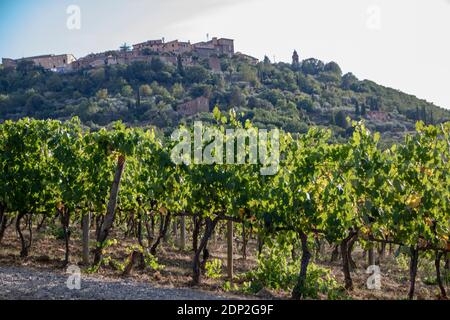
[0,224,448,300]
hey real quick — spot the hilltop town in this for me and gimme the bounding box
[1,35,449,144]
[2,36,258,73]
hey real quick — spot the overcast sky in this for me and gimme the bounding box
[0,0,449,109]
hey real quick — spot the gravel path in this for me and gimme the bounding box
[0,266,232,300]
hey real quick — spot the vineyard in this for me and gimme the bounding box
[0,110,449,300]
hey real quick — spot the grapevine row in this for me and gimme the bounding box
[0,112,448,299]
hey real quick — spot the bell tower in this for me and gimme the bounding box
[292,50,300,68]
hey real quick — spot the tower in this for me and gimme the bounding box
[292,50,300,68]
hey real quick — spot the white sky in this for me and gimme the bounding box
[1,0,449,108]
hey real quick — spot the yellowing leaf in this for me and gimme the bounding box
[406,194,421,209]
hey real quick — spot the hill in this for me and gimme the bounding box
[0,52,448,143]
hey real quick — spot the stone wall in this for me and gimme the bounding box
[2,54,76,70]
[1,58,16,68]
[28,54,76,69]
[367,111,390,122]
[208,57,221,72]
[177,96,210,116]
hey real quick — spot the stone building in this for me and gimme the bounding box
[177,96,210,116]
[367,111,390,122]
[132,39,164,53]
[2,36,236,73]
[132,37,234,58]
[161,40,192,54]
[214,38,234,56]
[159,54,194,67]
[193,37,235,57]
[192,46,217,58]
[132,39,192,55]
[2,54,76,71]
[71,50,136,70]
[71,52,108,69]
[1,58,16,68]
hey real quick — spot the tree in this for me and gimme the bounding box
[47,74,63,92]
[26,94,45,111]
[16,60,37,75]
[352,98,360,115]
[324,61,342,77]
[189,84,212,99]
[301,58,325,75]
[139,84,153,97]
[177,55,185,76]
[150,57,165,73]
[184,65,209,84]
[297,97,314,113]
[366,96,381,111]
[120,43,131,52]
[421,106,427,124]
[296,74,320,95]
[96,89,108,100]
[228,86,245,107]
[121,85,134,97]
[172,83,184,99]
[238,64,258,85]
[141,48,156,56]
[361,104,367,116]
[335,110,348,129]
[342,73,358,90]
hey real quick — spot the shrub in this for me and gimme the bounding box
[96,89,108,100]
[121,85,134,97]
[245,239,346,299]
[205,259,223,279]
[139,84,153,97]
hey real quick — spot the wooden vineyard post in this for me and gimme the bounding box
[180,215,186,250]
[164,219,170,243]
[227,220,233,281]
[172,219,178,245]
[368,247,375,266]
[82,212,91,265]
